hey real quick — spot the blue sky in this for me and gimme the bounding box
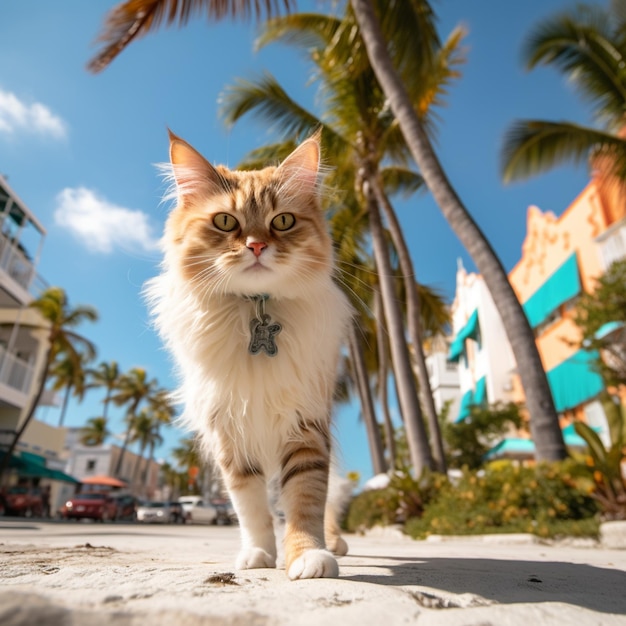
[1,0,593,484]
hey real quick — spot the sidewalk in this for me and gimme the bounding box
[1,520,625,625]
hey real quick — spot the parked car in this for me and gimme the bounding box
[1,486,43,517]
[60,492,118,522]
[211,499,237,525]
[136,501,184,524]
[110,494,138,521]
[186,499,218,525]
[178,495,202,521]
[168,501,186,523]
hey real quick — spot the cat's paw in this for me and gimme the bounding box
[287,549,338,580]
[328,536,349,557]
[236,547,277,570]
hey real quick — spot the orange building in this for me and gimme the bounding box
[449,172,626,455]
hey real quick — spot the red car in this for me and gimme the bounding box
[60,492,118,522]
[1,486,43,517]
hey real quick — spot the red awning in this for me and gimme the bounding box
[80,475,127,488]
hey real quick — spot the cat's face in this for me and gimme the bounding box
[163,132,333,299]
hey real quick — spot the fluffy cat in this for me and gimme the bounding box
[146,131,352,580]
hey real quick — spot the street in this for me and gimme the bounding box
[1,519,626,625]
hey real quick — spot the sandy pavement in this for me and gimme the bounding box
[1,519,625,625]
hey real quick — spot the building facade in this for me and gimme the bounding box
[425,334,461,421]
[0,174,57,465]
[448,172,626,454]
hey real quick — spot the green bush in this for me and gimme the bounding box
[405,460,599,539]
[344,471,447,533]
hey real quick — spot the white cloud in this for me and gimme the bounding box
[54,187,160,254]
[0,89,67,139]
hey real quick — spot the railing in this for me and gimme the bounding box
[598,222,626,270]
[0,344,34,395]
[0,231,35,292]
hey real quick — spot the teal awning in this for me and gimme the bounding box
[595,321,624,340]
[0,452,79,483]
[455,376,487,423]
[448,309,480,362]
[546,349,604,412]
[474,376,487,405]
[456,389,474,422]
[522,253,581,329]
[484,437,536,459]
[485,428,589,460]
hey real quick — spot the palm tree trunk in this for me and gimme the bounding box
[348,321,387,475]
[114,411,136,478]
[132,445,146,484]
[365,180,433,474]
[373,289,397,470]
[351,0,566,461]
[144,441,156,490]
[103,388,111,422]
[0,349,52,484]
[372,177,447,473]
[58,385,72,427]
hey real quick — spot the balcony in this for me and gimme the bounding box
[0,175,47,302]
[0,233,36,290]
[0,344,34,397]
[597,218,626,270]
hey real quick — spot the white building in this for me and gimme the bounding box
[447,259,516,422]
[425,334,461,421]
[0,174,58,465]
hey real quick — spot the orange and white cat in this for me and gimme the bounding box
[146,131,351,579]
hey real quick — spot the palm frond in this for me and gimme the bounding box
[501,119,626,182]
[87,0,295,73]
[236,141,298,170]
[522,6,626,123]
[380,166,424,199]
[255,13,342,53]
[417,282,451,337]
[219,72,321,139]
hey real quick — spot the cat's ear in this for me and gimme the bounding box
[277,134,320,195]
[168,129,223,197]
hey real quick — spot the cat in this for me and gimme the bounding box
[145,130,352,580]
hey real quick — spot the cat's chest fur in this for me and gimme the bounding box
[151,272,350,458]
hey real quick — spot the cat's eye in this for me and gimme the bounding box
[271,213,296,231]
[213,213,239,232]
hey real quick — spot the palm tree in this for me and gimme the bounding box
[84,0,565,461]
[48,350,91,427]
[142,388,175,487]
[172,437,203,493]
[87,0,295,73]
[130,408,163,487]
[110,367,158,478]
[79,416,111,446]
[347,320,386,475]
[349,0,567,461]
[86,3,448,476]
[85,360,121,428]
[501,2,626,183]
[160,461,187,499]
[0,287,98,482]
[219,6,464,473]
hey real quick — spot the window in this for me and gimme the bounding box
[86,459,96,472]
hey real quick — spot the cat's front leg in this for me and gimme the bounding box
[221,462,277,570]
[280,424,338,580]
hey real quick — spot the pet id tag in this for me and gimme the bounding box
[248,296,281,356]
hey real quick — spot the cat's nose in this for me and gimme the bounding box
[247,241,267,257]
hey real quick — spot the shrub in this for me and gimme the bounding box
[405,460,599,539]
[344,470,447,533]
